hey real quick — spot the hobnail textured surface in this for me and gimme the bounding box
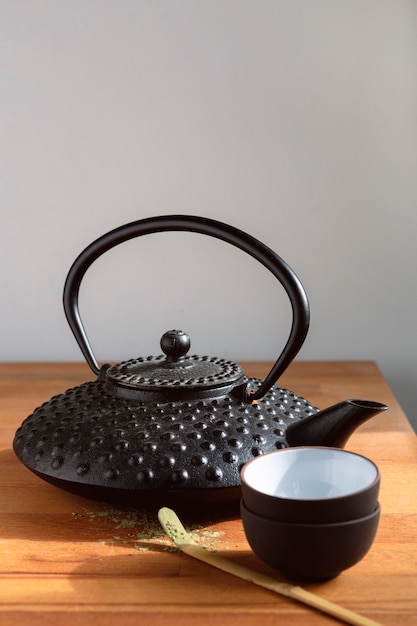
[13,377,317,496]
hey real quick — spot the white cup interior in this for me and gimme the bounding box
[242,448,378,500]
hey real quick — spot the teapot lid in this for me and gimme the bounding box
[104,330,245,401]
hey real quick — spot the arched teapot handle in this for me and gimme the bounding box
[63,215,310,402]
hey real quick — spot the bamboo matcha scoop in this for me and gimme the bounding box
[158,507,384,626]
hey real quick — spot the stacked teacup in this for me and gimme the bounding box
[240,447,380,582]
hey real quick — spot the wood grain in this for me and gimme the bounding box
[0,361,416,626]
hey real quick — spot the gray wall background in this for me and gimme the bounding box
[1,1,417,430]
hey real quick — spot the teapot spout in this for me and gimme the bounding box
[285,399,388,449]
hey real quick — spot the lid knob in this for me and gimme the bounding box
[104,328,244,400]
[160,330,191,362]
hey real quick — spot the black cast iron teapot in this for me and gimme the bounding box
[13,215,387,509]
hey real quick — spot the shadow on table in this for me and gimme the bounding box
[68,541,276,584]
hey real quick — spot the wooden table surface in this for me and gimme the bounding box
[0,361,416,626]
